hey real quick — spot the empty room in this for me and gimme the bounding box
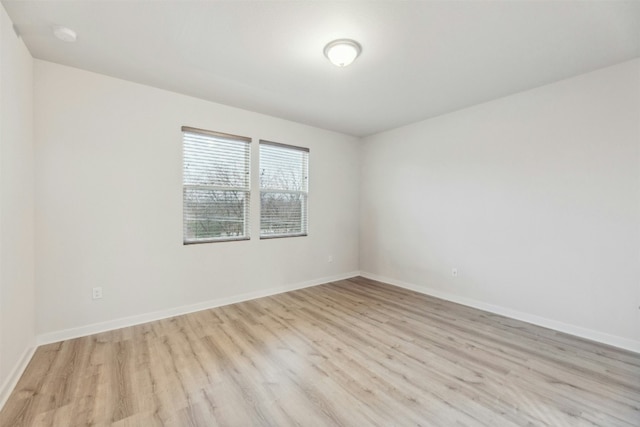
[1,1,639,426]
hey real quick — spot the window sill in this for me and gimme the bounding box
[259,233,307,240]
[184,237,250,245]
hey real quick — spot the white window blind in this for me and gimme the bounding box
[182,127,251,244]
[259,141,309,238]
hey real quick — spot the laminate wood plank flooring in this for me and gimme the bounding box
[1,277,639,426]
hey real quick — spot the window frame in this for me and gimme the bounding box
[259,140,309,239]
[182,126,252,245]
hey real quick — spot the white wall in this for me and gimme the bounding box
[360,59,640,351]
[34,60,360,339]
[0,4,36,405]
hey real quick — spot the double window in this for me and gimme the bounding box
[182,127,308,244]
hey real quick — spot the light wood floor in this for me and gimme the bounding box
[1,277,639,426]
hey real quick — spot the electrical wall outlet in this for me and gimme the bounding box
[451,268,458,278]
[328,255,333,263]
[92,287,103,299]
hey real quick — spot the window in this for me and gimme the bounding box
[182,126,251,244]
[259,141,309,238]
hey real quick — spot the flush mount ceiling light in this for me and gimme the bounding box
[323,39,362,67]
[53,26,77,42]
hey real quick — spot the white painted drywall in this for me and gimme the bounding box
[360,59,640,348]
[0,3,35,402]
[34,60,360,336]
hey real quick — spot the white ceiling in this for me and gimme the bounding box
[3,1,640,137]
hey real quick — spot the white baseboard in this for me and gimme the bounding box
[37,271,361,346]
[360,271,640,354]
[0,345,36,411]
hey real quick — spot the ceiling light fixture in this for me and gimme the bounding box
[53,26,77,42]
[323,39,362,67]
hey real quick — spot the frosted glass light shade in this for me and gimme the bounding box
[53,26,77,42]
[324,39,362,67]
